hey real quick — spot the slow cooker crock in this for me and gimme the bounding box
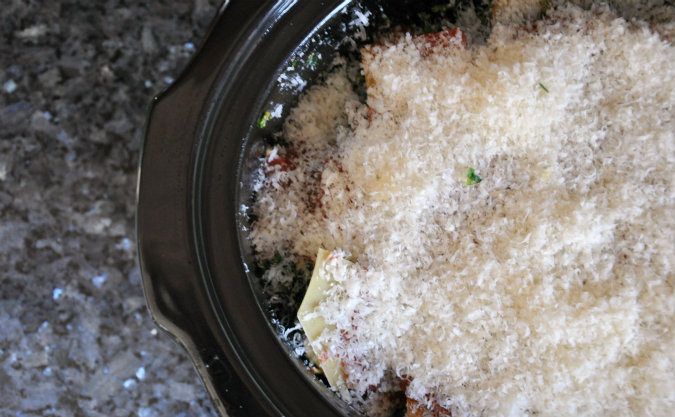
[136,1,488,416]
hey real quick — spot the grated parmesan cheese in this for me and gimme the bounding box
[250,2,675,416]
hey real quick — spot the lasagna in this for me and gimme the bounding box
[249,2,675,416]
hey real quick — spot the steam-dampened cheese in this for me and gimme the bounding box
[251,2,675,416]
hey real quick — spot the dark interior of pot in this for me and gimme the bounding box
[237,0,480,317]
[187,1,477,415]
[224,0,493,415]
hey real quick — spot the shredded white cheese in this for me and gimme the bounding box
[250,3,675,416]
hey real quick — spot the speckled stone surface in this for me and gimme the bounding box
[1,1,222,416]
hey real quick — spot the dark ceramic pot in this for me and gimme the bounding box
[137,1,486,416]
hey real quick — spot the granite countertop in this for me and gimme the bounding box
[1,1,223,415]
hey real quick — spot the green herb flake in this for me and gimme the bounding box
[418,12,432,27]
[256,259,270,273]
[431,4,450,13]
[538,0,552,19]
[538,82,549,93]
[466,167,482,185]
[258,111,272,128]
[256,253,284,274]
[307,53,318,70]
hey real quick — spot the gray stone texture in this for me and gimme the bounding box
[1,0,222,416]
